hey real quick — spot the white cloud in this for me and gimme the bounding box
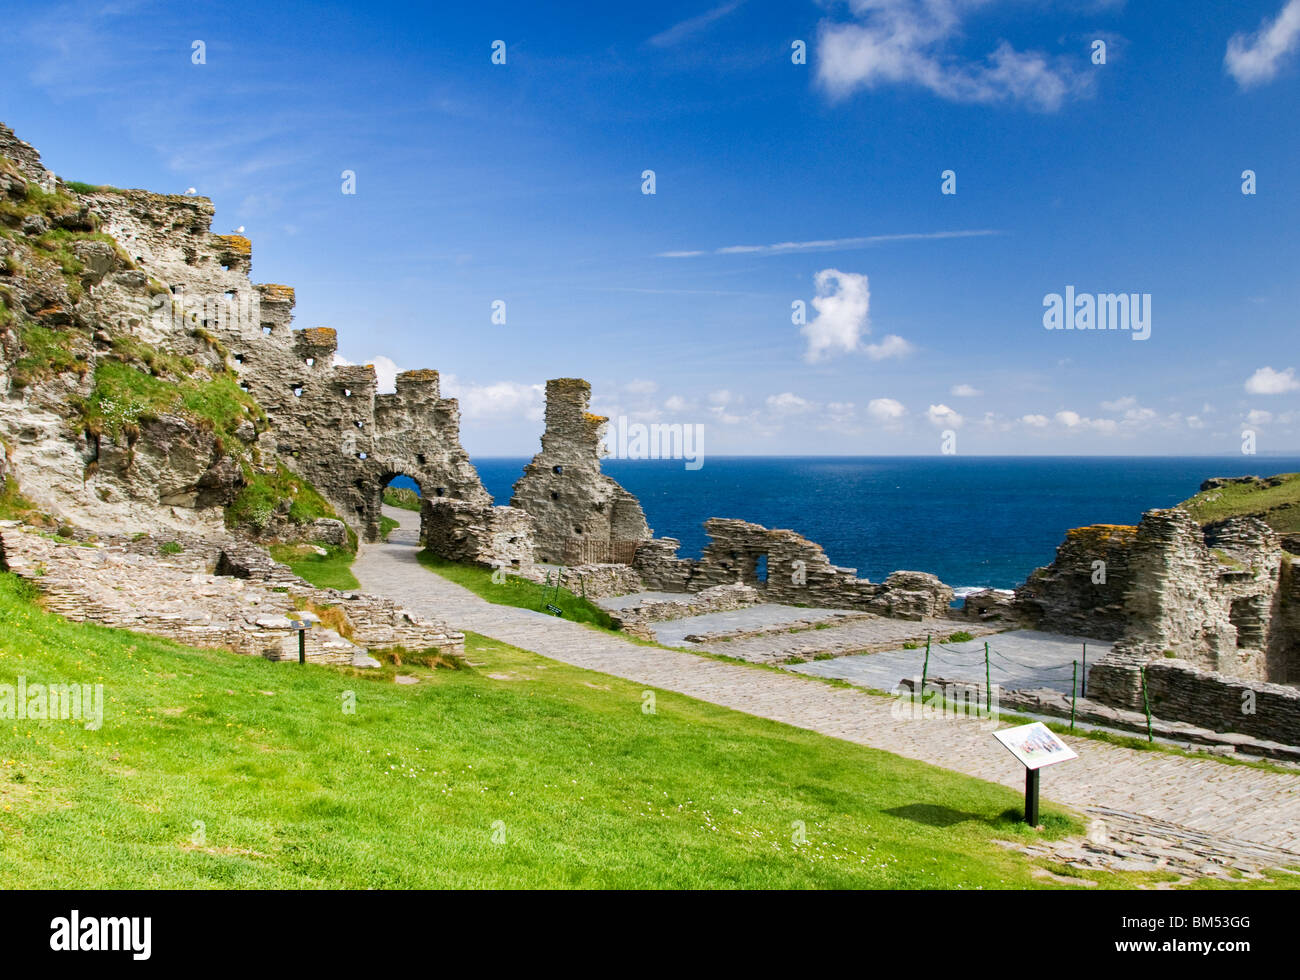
[766,392,815,414]
[441,376,545,421]
[816,0,1091,111]
[927,403,963,428]
[1226,0,1300,87]
[951,383,981,397]
[1245,366,1300,394]
[1100,395,1137,412]
[864,334,915,360]
[1055,409,1118,434]
[1055,409,1082,427]
[827,401,857,423]
[1020,414,1049,427]
[867,397,906,422]
[624,378,658,395]
[801,269,912,364]
[663,395,690,412]
[1247,408,1274,426]
[707,389,751,425]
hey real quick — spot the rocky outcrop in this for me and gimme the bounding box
[633,517,954,619]
[510,379,651,564]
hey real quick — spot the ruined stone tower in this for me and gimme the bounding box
[510,379,650,564]
[0,121,490,540]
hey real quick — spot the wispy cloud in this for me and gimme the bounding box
[816,0,1093,111]
[1226,0,1300,87]
[648,1,745,48]
[658,228,1000,258]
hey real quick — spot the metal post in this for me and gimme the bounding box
[1081,642,1087,698]
[1140,666,1153,743]
[984,642,991,715]
[1070,660,1077,732]
[298,628,305,665]
[1025,768,1040,826]
[920,634,931,703]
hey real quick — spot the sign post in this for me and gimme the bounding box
[287,618,314,664]
[992,722,1077,825]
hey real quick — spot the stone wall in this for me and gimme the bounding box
[1027,508,1300,740]
[1143,658,1300,745]
[510,379,651,564]
[607,583,760,640]
[1014,524,1137,639]
[420,498,535,569]
[633,517,953,619]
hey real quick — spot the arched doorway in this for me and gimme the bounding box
[374,473,425,547]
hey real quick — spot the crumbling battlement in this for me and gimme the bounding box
[633,517,954,620]
[511,379,651,564]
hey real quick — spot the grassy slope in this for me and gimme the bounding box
[268,544,360,591]
[1179,473,1300,536]
[416,551,618,629]
[382,487,421,512]
[0,569,1125,890]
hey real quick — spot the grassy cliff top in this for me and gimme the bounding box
[1178,473,1300,535]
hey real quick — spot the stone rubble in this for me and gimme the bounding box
[0,521,462,667]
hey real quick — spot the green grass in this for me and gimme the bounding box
[64,181,125,196]
[0,476,44,523]
[416,551,618,630]
[382,487,421,512]
[1180,472,1300,536]
[0,570,1099,889]
[75,359,260,449]
[226,463,340,536]
[379,515,399,541]
[10,324,90,389]
[0,572,1289,888]
[159,541,182,556]
[269,543,360,591]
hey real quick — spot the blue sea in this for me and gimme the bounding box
[391,456,1300,591]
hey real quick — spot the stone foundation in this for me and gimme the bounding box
[0,522,462,666]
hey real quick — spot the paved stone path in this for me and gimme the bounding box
[356,510,1300,861]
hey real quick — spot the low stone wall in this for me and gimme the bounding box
[555,563,644,599]
[608,583,760,640]
[420,498,535,569]
[1143,659,1300,745]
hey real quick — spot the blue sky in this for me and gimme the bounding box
[3,0,1299,456]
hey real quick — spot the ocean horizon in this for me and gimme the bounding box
[393,455,1300,592]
